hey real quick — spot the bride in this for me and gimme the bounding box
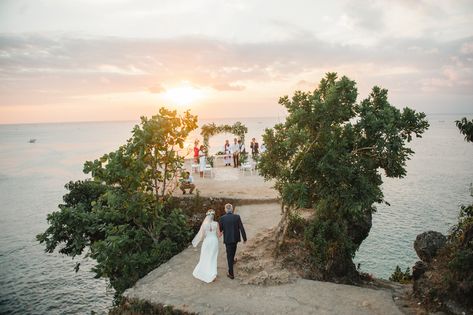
[192,209,221,283]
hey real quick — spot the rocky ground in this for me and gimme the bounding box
[124,166,422,315]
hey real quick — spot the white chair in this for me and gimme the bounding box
[203,165,214,177]
[240,162,254,175]
[191,163,199,173]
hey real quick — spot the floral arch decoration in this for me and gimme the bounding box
[200,121,248,149]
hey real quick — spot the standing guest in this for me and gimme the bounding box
[199,145,207,178]
[250,138,259,160]
[231,138,240,168]
[179,171,195,194]
[193,140,200,164]
[224,140,231,166]
[260,142,266,154]
[238,140,246,167]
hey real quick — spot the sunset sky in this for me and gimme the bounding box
[1,0,472,124]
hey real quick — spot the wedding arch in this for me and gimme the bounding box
[200,121,248,149]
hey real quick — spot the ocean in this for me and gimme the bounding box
[0,114,472,314]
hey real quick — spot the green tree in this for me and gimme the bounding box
[84,107,198,199]
[258,73,429,280]
[455,117,473,143]
[37,108,198,298]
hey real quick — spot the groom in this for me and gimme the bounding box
[219,203,247,279]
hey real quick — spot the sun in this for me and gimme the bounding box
[163,85,204,106]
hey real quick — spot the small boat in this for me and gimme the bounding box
[28,139,36,143]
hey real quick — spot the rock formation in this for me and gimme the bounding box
[412,230,472,315]
[413,231,446,263]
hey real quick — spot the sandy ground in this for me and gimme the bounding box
[125,165,407,314]
[173,159,278,200]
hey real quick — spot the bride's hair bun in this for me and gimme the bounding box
[206,209,215,216]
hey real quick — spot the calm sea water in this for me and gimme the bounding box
[354,114,473,277]
[0,114,472,314]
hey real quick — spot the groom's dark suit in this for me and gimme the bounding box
[219,212,247,278]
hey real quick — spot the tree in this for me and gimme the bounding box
[455,117,473,143]
[84,107,198,199]
[37,108,198,298]
[258,73,429,280]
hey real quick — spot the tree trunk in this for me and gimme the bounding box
[161,162,167,197]
[274,203,290,256]
[152,151,160,200]
[325,208,373,281]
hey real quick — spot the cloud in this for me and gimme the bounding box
[0,33,472,110]
[148,84,165,93]
[344,1,385,31]
[212,83,246,91]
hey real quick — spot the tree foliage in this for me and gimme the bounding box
[200,122,248,149]
[389,265,412,284]
[448,204,473,276]
[258,73,429,279]
[455,117,473,143]
[37,108,198,298]
[84,107,198,199]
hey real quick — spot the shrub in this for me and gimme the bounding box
[446,204,473,305]
[287,211,306,237]
[389,265,412,284]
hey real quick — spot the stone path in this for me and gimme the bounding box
[124,202,404,315]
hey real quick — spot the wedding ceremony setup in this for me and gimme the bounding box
[1,1,473,315]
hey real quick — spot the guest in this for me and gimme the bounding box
[224,140,231,166]
[238,139,246,155]
[199,145,207,178]
[230,138,240,168]
[179,171,195,194]
[250,138,259,160]
[260,142,266,154]
[193,140,200,163]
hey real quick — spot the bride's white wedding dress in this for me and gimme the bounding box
[192,221,219,283]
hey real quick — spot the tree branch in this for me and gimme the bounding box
[351,145,376,155]
[132,218,160,244]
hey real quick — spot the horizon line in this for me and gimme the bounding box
[1,112,472,126]
[0,115,287,126]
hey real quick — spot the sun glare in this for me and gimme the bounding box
[163,85,204,106]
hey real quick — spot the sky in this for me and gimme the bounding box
[0,0,472,124]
